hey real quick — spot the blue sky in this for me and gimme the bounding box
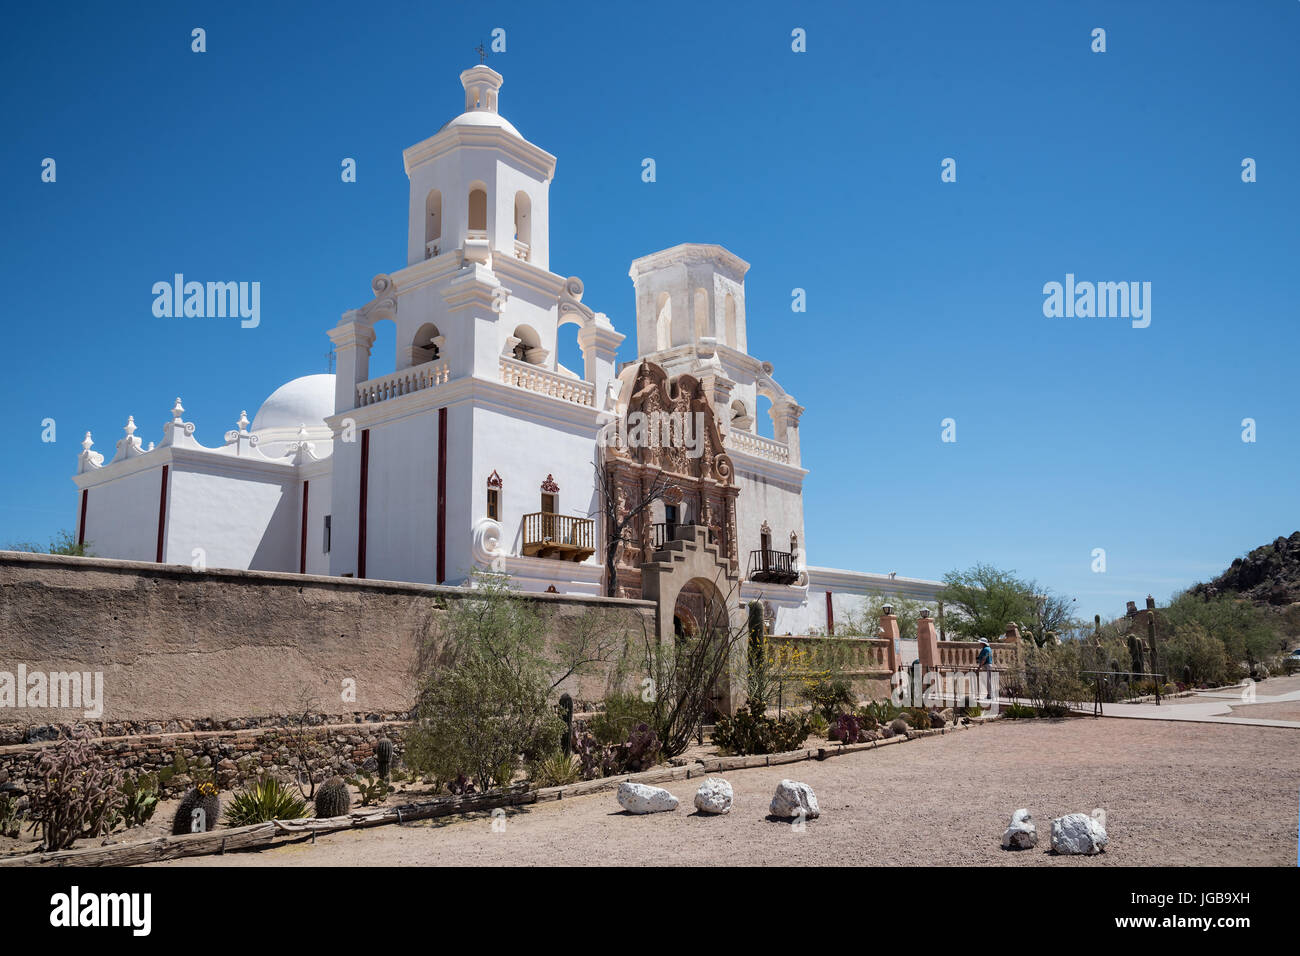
[1,1,1296,622]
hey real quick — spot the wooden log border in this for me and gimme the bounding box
[0,716,1000,867]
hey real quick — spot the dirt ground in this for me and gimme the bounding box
[153,717,1300,867]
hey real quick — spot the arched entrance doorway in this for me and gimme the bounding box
[640,525,744,714]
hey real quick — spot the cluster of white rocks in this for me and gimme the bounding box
[1000,806,1109,855]
[615,777,819,820]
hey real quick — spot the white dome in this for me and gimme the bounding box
[251,374,335,434]
[439,110,521,138]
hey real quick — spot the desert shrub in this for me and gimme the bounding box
[639,589,749,759]
[26,737,122,850]
[828,713,871,744]
[802,677,857,721]
[587,692,654,747]
[1002,703,1037,719]
[807,712,830,737]
[713,704,810,755]
[225,775,309,826]
[406,574,563,791]
[1159,623,1234,687]
[1164,592,1285,671]
[1021,645,1088,713]
[901,707,931,730]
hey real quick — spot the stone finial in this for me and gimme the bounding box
[172,397,185,420]
[237,410,250,432]
[1145,594,1156,611]
[1125,600,1138,617]
[124,416,137,438]
[297,423,309,438]
[920,608,931,619]
[82,432,94,452]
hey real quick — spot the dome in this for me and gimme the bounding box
[251,374,335,434]
[438,110,521,138]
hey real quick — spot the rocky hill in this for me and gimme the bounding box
[1192,532,1300,606]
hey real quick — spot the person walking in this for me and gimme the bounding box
[977,637,994,701]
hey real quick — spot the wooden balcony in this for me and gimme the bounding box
[522,512,595,562]
[748,548,799,585]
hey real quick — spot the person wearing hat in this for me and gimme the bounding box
[976,637,993,701]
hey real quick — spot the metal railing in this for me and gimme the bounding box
[1082,670,1168,715]
[747,548,797,583]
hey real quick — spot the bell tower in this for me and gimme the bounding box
[402,65,556,271]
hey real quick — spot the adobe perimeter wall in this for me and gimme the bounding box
[0,551,656,742]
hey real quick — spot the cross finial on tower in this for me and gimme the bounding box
[476,41,487,63]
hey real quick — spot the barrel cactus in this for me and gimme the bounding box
[375,738,394,780]
[314,776,351,818]
[172,782,220,834]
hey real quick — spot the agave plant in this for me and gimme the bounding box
[225,775,308,827]
[530,751,581,787]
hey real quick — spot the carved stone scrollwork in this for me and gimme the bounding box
[472,517,506,567]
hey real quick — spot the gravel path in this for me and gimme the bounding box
[154,717,1300,867]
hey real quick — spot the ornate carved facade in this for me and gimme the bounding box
[604,360,739,599]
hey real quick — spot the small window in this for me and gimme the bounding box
[323,515,332,553]
[487,487,500,521]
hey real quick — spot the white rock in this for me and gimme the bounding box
[617,781,679,814]
[693,777,733,815]
[1050,810,1108,855]
[769,779,820,819]
[1001,808,1038,850]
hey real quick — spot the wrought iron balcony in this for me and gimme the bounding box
[748,548,798,585]
[522,512,595,562]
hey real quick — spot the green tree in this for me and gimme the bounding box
[937,563,1036,641]
[1162,591,1283,671]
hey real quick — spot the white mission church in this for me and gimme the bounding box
[71,64,942,636]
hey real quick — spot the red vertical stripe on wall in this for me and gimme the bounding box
[155,465,170,563]
[77,489,88,547]
[299,479,309,575]
[825,590,834,636]
[436,407,447,584]
[358,430,370,579]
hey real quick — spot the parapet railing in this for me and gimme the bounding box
[725,429,791,463]
[355,363,452,407]
[499,355,595,407]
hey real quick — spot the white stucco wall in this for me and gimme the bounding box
[166,466,298,572]
[78,466,162,563]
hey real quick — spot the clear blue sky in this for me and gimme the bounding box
[2,1,1296,622]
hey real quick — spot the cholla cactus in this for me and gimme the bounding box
[314,776,351,818]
